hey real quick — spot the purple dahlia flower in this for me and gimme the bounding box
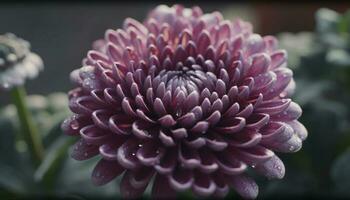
[62,4,307,199]
[0,33,43,90]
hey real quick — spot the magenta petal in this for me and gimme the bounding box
[270,50,287,69]
[91,109,111,130]
[254,155,285,179]
[227,175,259,199]
[192,172,216,197]
[255,99,291,115]
[268,134,302,153]
[264,68,293,99]
[117,139,140,170]
[215,155,247,175]
[120,170,148,199]
[159,130,176,147]
[61,114,88,136]
[232,146,275,165]
[260,122,294,144]
[71,139,99,161]
[99,140,125,161]
[79,125,110,145]
[246,113,270,130]
[178,144,201,169]
[271,102,302,121]
[198,151,219,174]
[136,141,164,166]
[128,168,155,189]
[216,117,246,134]
[288,120,308,141]
[212,173,229,197]
[205,133,228,151]
[151,174,177,199]
[109,114,132,136]
[228,130,262,148]
[158,114,177,127]
[91,159,124,186]
[168,168,194,191]
[184,137,206,149]
[132,120,153,139]
[247,53,270,76]
[155,149,177,175]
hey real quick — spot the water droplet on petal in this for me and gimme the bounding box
[70,120,80,130]
[289,145,295,151]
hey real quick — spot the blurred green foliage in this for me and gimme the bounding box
[0,93,118,198]
[260,7,350,199]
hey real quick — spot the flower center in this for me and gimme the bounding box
[155,58,217,94]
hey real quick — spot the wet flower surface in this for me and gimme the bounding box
[62,4,307,199]
[0,33,43,90]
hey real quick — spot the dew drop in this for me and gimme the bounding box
[138,144,143,148]
[289,145,295,151]
[132,153,136,156]
[251,163,256,168]
[175,109,182,117]
[70,120,80,130]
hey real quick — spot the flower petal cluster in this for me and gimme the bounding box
[62,5,307,199]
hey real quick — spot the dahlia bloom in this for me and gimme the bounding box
[62,5,307,199]
[0,33,43,91]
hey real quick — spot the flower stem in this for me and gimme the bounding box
[11,86,44,166]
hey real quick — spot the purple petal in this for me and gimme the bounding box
[288,120,308,141]
[227,175,259,199]
[192,172,216,197]
[71,139,99,161]
[120,170,148,199]
[79,125,110,145]
[254,155,285,179]
[155,149,177,175]
[151,174,177,199]
[215,155,247,175]
[260,122,294,144]
[178,144,201,169]
[168,168,194,191]
[198,151,219,174]
[91,159,124,186]
[268,134,302,153]
[117,138,141,170]
[136,141,164,166]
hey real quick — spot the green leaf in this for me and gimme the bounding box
[34,136,76,191]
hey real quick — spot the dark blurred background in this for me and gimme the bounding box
[0,2,349,102]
